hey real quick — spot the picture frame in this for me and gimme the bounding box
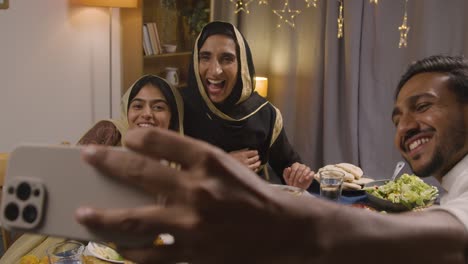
[0,0,9,9]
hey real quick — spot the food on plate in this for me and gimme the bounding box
[87,242,124,262]
[365,173,438,210]
[315,163,372,190]
[353,177,374,186]
[318,165,354,182]
[270,184,311,196]
[20,255,49,264]
[343,181,362,190]
[350,203,377,211]
[335,163,363,180]
[280,186,303,196]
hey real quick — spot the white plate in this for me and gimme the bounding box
[86,242,125,263]
[270,184,313,197]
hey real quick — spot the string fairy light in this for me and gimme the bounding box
[273,0,301,28]
[398,0,410,48]
[337,0,344,38]
[305,0,318,8]
[227,0,413,43]
[230,0,254,14]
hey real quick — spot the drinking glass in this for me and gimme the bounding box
[319,170,345,201]
[47,241,84,264]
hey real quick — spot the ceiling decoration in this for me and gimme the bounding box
[228,0,410,48]
[398,0,410,48]
[230,0,254,14]
[272,0,301,28]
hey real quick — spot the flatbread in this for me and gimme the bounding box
[336,163,364,180]
[353,177,374,185]
[342,181,362,190]
[318,165,354,182]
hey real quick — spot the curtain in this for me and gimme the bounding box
[214,0,468,180]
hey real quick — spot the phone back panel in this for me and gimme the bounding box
[0,144,156,246]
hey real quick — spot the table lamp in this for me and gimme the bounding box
[77,0,138,118]
[254,76,268,98]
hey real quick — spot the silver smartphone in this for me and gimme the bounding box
[0,144,156,247]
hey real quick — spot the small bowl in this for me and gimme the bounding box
[162,44,177,53]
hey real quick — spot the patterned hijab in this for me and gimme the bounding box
[185,21,269,121]
[111,74,184,145]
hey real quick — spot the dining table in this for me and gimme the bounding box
[0,234,137,264]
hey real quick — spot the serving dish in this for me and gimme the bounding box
[364,177,438,212]
[342,188,366,196]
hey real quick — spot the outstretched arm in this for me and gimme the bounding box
[75,128,467,264]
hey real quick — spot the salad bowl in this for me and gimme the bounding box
[364,174,438,212]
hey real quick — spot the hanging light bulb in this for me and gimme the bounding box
[398,0,410,48]
[337,0,344,38]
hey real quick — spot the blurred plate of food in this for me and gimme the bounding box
[86,242,125,263]
[270,184,313,197]
[364,174,438,212]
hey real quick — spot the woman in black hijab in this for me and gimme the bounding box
[182,21,313,189]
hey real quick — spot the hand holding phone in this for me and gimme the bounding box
[0,144,156,247]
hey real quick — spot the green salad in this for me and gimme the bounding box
[366,174,438,209]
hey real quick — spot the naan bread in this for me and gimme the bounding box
[353,177,374,185]
[342,181,362,190]
[317,165,354,182]
[317,163,369,190]
[335,163,364,180]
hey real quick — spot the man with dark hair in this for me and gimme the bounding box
[392,54,468,229]
[75,55,468,264]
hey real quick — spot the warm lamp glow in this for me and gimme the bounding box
[0,153,8,186]
[78,0,137,8]
[255,77,268,98]
[76,0,137,118]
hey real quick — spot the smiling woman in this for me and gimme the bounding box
[181,21,314,190]
[78,75,184,146]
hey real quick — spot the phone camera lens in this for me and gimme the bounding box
[4,203,19,221]
[17,182,31,201]
[22,205,38,223]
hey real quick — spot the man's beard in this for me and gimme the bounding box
[412,149,444,177]
[409,123,466,178]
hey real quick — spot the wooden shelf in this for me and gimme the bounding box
[121,0,211,93]
[144,51,192,60]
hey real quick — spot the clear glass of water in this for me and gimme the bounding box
[319,170,344,201]
[47,240,84,264]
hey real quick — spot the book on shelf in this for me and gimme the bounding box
[150,22,163,54]
[146,23,159,55]
[142,24,154,56]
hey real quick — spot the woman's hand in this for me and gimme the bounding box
[283,162,314,190]
[229,149,261,172]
